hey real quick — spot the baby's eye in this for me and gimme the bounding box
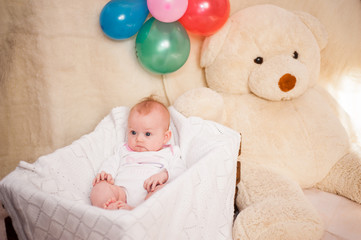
[131,130,136,135]
[145,132,151,137]
[254,56,263,64]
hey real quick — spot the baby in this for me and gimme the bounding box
[90,97,185,210]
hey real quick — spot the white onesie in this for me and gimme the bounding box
[98,143,185,207]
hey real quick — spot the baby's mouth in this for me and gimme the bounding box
[135,145,147,152]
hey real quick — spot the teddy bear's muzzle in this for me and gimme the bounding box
[278,73,296,92]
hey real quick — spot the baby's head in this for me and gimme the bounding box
[127,97,171,152]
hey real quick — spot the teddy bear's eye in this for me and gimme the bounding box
[254,57,263,64]
[293,51,299,59]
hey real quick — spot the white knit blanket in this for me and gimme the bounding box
[0,107,240,240]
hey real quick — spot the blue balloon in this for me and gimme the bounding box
[100,0,149,40]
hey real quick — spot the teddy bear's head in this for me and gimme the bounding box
[201,4,328,101]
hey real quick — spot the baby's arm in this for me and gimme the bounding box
[143,169,168,192]
[92,171,114,186]
[93,149,121,186]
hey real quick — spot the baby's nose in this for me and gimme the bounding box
[136,134,144,141]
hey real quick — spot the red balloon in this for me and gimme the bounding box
[179,0,230,36]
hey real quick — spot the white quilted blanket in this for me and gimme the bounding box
[0,107,240,240]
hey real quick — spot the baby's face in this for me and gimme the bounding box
[127,109,171,152]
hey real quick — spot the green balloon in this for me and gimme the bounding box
[136,17,190,74]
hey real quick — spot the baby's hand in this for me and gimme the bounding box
[92,171,114,186]
[144,170,168,192]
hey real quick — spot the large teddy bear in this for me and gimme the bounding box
[174,4,361,240]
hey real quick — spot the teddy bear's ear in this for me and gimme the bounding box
[295,11,328,50]
[200,19,232,68]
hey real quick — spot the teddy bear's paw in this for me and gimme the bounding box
[173,87,225,122]
[233,199,324,240]
[316,145,361,204]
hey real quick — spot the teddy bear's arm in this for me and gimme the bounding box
[173,87,226,123]
[314,85,359,143]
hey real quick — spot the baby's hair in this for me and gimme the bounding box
[131,95,170,128]
[132,95,168,115]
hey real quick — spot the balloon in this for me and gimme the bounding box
[179,0,230,36]
[147,0,188,23]
[99,0,149,40]
[136,18,190,74]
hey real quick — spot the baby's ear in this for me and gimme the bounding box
[164,130,172,144]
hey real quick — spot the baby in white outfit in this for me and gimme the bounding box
[90,97,186,210]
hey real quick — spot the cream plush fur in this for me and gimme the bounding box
[174,4,361,240]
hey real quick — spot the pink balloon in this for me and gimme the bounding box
[147,0,188,23]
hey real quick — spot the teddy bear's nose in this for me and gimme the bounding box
[278,73,296,92]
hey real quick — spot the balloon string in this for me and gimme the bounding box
[162,74,172,106]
